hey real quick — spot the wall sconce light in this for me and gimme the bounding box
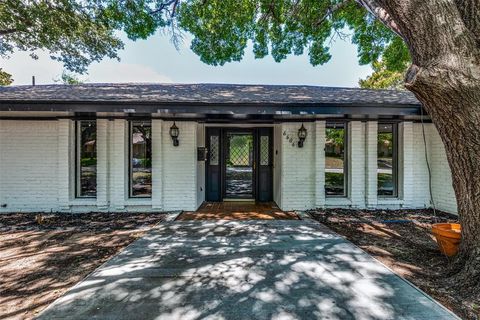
[298,124,307,148]
[169,121,179,147]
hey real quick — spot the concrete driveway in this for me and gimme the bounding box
[38,218,457,320]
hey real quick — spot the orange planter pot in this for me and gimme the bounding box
[431,223,461,257]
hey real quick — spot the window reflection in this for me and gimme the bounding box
[225,133,253,198]
[77,120,96,197]
[130,121,152,197]
[377,123,397,196]
[325,123,346,196]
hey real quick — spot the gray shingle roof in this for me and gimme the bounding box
[0,83,420,106]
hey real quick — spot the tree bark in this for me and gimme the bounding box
[409,66,480,290]
[363,0,480,290]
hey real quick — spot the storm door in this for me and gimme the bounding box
[224,131,254,199]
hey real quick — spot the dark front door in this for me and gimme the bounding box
[206,127,273,202]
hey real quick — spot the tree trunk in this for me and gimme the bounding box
[367,0,480,290]
[408,67,480,290]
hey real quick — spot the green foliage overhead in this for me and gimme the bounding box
[1,0,411,76]
[0,68,13,85]
[0,0,173,74]
[176,0,411,70]
[54,71,86,85]
[359,60,405,89]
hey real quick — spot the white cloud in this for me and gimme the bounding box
[1,51,172,85]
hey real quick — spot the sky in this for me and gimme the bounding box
[1,32,372,87]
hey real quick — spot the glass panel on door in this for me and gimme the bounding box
[225,132,254,199]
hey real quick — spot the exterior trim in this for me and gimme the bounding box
[0,115,433,123]
[0,101,423,115]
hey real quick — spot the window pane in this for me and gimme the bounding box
[377,123,396,196]
[325,123,346,196]
[260,135,269,166]
[78,120,96,197]
[131,121,152,197]
[225,133,253,198]
[210,135,219,166]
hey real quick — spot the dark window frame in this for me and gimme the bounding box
[128,120,152,198]
[75,120,97,198]
[325,121,348,198]
[377,122,399,198]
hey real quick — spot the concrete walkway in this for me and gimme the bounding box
[38,219,458,320]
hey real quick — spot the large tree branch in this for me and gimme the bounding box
[355,0,404,39]
[455,0,480,46]
[374,0,478,65]
[149,0,180,17]
[371,0,480,106]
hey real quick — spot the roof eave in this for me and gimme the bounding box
[0,100,423,116]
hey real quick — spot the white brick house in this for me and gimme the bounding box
[0,83,457,214]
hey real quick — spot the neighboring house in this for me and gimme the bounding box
[0,83,457,214]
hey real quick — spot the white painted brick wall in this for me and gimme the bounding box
[151,119,164,210]
[314,121,326,207]
[400,122,414,206]
[96,119,109,209]
[110,120,127,210]
[365,121,378,208]
[273,124,283,207]
[0,118,198,213]
[412,123,431,208]
[57,119,71,211]
[0,118,457,214]
[276,120,454,212]
[279,122,316,210]
[349,121,366,207]
[161,121,197,211]
[429,125,457,214]
[0,121,60,212]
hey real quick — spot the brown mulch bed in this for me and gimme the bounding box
[0,212,167,320]
[309,208,480,320]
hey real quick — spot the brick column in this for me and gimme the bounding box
[57,119,71,211]
[279,122,316,210]
[365,121,378,208]
[96,119,109,209]
[162,121,197,211]
[315,121,326,208]
[400,122,414,206]
[111,120,126,210]
[152,119,164,210]
[349,121,366,207]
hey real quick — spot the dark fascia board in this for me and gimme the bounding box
[0,116,433,123]
[0,100,423,115]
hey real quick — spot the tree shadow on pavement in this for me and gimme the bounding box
[37,220,456,320]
